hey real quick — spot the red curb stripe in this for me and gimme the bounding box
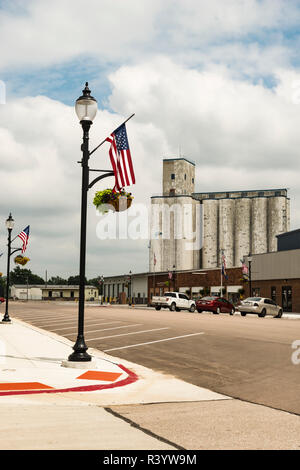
[0,364,138,397]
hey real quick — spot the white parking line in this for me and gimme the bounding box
[104,332,205,352]
[84,324,143,335]
[34,318,106,327]
[50,321,123,332]
[87,327,170,341]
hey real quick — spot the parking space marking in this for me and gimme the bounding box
[104,332,205,352]
[87,327,170,342]
[84,324,143,335]
[33,318,106,327]
[50,321,124,332]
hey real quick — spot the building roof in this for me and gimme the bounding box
[12,285,98,289]
[276,229,300,238]
[163,157,195,166]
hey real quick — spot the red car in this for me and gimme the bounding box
[196,296,235,315]
[0,297,5,303]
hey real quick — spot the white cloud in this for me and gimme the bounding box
[1,57,300,277]
[0,0,298,74]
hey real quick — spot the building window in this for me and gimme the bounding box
[252,287,260,296]
[49,291,52,298]
[192,178,194,183]
[60,291,63,298]
[171,174,175,180]
[282,286,292,312]
[70,291,74,298]
[184,174,187,180]
[271,287,276,302]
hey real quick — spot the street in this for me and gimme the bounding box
[5,301,300,416]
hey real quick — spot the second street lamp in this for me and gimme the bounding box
[2,214,14,323]
[2,213,22,324]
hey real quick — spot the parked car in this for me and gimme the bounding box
[152,292,196,312]
[237,297,283,318]
[0,297,5,303]
[196,296,235,315]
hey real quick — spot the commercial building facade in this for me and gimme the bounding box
[250,249,300,312]
[42,285,99,301]
[103,273,148,304]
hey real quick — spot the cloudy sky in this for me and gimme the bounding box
[1,0,300,279]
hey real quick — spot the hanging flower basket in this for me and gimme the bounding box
[14,255,30,266]
[93,189,133,213]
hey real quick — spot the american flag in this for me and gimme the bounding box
[18,226,30,253]
[106,123,135,192]
[221,251,228,280]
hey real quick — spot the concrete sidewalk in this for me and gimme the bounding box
[0,317,299,450]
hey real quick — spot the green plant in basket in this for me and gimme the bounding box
[93,189,133,213]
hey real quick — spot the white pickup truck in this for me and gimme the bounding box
[152,292,196,312]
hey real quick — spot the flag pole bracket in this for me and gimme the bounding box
[88,170,114,190]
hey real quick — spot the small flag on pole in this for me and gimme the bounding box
[18,226,30,253]
[106,123,135,192]
[221,251,228,280]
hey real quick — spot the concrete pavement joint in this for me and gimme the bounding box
[104,407,184,451]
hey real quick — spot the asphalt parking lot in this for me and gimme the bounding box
[5,301,300,415]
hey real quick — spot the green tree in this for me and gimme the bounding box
[47,276,68,285]
[67,275,87,285]
[10,266,44,285]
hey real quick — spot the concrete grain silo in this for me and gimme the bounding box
[202,199,219,268]
[252,197,268,254]
[268,196,288,252]
[150,159,290,272]
[235,198,251,265]
[219,198,235,267]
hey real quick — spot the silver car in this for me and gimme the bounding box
[238,297,283,318]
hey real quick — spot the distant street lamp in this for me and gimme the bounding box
[129,270,132,306]
[2,213,22,323]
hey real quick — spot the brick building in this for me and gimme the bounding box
[148,267,245,305]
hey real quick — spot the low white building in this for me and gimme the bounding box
[11,285,43,300]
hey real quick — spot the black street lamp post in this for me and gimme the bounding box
[2,213,22,323]
[128,270,132,306]
[247,253,252,297]
[68,83,114,362]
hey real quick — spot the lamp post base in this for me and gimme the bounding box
[1,315,11,323]
[67,335,91,362]
[61,358,96,369]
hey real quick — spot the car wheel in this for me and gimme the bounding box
[258,308,266,318]
[189,304,195,313]
[241,312,247,317]
[214,307,221,314]
[275,309,283,318]
[170,302,176,312]
[197,309,202,313]
[230,308,235,315]
[155,306,161,311]
[176,307,181,312]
